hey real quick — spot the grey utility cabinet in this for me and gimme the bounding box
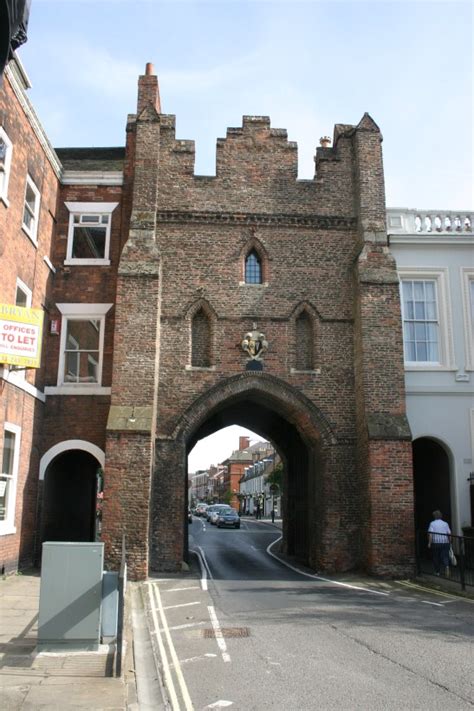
[38,542,104,651]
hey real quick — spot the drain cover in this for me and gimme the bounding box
[203,627,250,638]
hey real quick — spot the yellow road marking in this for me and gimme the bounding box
[152,583,195,710]
[148,585,180,711]
[395,580,474,603]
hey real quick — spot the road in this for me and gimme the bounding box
[142,516,474,710]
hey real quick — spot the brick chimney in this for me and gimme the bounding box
[239,436,250,450]
[137,62,161,115]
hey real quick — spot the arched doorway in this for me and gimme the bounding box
[413,437,452,534]
[41,449,102,543]
[187,402,311,563]
[150,373,347,574]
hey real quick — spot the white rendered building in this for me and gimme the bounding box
[388,208,474,537]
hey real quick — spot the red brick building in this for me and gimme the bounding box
[220,436,253,510]
[0,58,59,573]
[221,437,275,511]
[1,59,414,580]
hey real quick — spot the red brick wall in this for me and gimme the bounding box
[99,76,414,579]
[40,181,124,456]
[0,66,59,572]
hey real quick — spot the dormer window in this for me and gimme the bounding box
[245,250,262,284]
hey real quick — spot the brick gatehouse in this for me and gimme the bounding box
[101,65,414,580]
[1,62,414,579]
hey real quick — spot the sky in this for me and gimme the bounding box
[16,0,473,471]
[188,425,264,472]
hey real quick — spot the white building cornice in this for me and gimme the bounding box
[61,171,124,186]
[390,234,474,246]
[4,61,62,179]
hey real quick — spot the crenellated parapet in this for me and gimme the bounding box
[152,111,357,215]
[215,115,298,180]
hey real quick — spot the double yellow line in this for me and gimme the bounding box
[396,579,474,603]
[148,583,195,711]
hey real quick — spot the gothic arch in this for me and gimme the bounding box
[290,302,320,372]
[289,300,321,321]
[151,372,340,573]
[172,372,337,447]
[184,296,218,321]
[238,234,270,283]
[184,298,217,368]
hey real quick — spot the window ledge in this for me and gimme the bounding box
[43,255,56,273]
[0,525,17,536]
[185,365,216,372]
[290,368,321,375]
[45,385,111,396]
[404,364,458,372]
[21,224,38,247]
[0,194,10,208]
[64,258,111,266]
[238,282,269,287]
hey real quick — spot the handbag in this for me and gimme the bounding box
[449,546,457,566]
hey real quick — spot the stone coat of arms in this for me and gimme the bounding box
[241,328,268,361]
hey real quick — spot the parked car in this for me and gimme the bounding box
[210,505,233,525]
[205,504,221,522]
[195,503,208,517]
[217,509,241,529]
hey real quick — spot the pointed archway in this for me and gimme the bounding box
[148,372,362,575]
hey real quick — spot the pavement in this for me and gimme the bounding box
[1,521,472,710]
[0,571,137,710]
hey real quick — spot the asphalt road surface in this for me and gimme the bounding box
[143,516,474,711]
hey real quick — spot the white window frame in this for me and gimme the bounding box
[22,174,41,245]
[64,332,80,382]
[15,277,32,308]
[64,202,118,266]
[0,422,21,536]
[399,267,455,371]
[0,127,13,206]
[9,279,33,383]
[461,268,474,371]
[44,303,113,395]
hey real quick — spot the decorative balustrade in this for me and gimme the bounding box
[387,208,473,236]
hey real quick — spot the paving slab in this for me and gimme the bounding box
[0,672,47,686]
[20,679,126,710]
[2,684,30,709]
[0,571,130,709]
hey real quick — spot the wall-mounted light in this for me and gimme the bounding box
[128,407,136,423]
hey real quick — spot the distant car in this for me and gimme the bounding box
[217,509,240,529]
[205,504,220,522]
[195,503,208,517]
[188,509,193,523]
[210,505,233,525]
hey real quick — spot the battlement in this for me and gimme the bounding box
[222,115,293,142]
[125,67,385,217]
